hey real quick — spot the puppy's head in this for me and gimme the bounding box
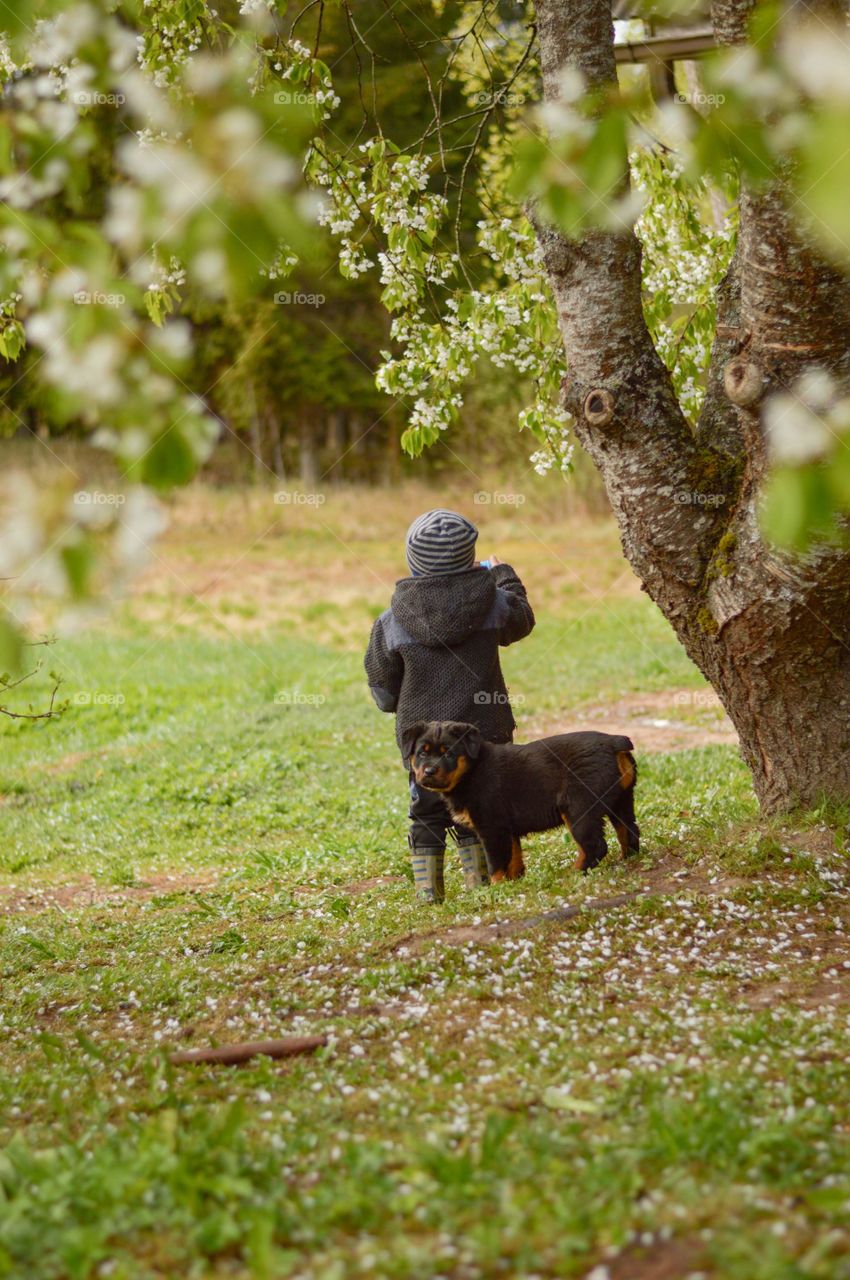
[402,721,482,792]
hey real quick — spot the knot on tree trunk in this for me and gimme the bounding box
[723,358,765,407]
[583,387,616,427]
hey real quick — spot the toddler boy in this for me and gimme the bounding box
[364,508,535,902]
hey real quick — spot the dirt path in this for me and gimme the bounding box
[523,686,737,752]
[0,873,217,916]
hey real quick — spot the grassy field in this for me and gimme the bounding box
[1,478,848,1280]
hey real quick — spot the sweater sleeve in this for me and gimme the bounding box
[364,612,404,712]
[491,562,535,647]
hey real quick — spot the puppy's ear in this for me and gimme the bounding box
[401,721,428,762]
[447,722,482,759]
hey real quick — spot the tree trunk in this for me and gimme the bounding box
[267,408,285,480]
[248,382,264,480]
[533,0,850,813]
[299,412,319,487]
[325,410,347,485]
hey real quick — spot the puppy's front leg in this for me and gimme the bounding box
[481,830,514,883]
[507,837,525,880]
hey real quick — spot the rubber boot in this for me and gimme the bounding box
[457,835,490,889]
[411,845,445,904]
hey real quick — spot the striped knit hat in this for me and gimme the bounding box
[405,508,478,576]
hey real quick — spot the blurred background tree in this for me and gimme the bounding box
[0,0,542,487]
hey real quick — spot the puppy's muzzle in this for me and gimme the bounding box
[415,764,449,789]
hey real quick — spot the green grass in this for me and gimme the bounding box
[1,482,849,1280]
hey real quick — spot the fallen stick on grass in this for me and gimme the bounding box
[169,1035,327,1066]
[392,889,647,953]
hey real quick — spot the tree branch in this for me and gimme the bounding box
[711,0,757,47]
[709,0,850,484]
[0,658,64,722]
[696,243,746,458]
[533,0,727,594]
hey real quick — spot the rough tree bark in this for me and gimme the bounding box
[533,0,850,813]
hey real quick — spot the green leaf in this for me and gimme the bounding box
[60,541,94,599]
[0,321,25,362]
[141,428,199,491]
[583,108,627,206]
[798,108,850,266]
[0,615,24,672]
[761,464,843,549]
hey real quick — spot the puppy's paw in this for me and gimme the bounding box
[575,849,606,873]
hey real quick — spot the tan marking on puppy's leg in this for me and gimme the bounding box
[490,870,507,884]
[561,812,588,872]
[507,837,525,880]
[616,751,635,790]
[614,821,629,860]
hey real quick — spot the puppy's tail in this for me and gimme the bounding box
[612,737,636,791]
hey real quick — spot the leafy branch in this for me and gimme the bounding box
[0,640,66,723]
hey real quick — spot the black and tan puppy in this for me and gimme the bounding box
[403,720,639,880]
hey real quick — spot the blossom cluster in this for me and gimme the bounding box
[633,150,736,423]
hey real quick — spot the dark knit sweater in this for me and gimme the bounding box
[364,563,534,754]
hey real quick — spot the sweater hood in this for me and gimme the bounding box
[391,567,496,646]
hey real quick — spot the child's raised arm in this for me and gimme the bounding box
[490,563,535,647]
